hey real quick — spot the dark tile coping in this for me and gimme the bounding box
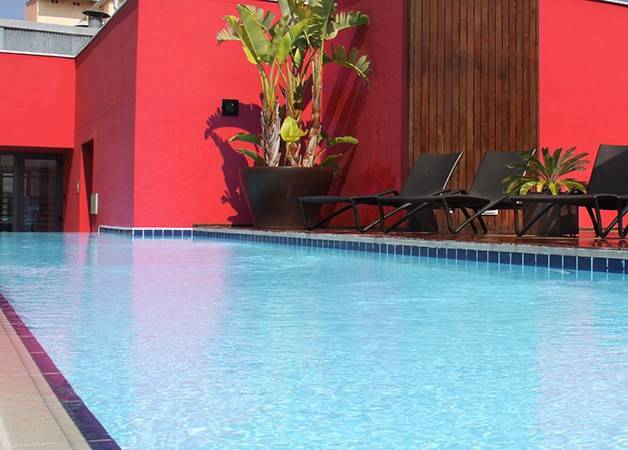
[0,292,121,450]
[98,226,628,275]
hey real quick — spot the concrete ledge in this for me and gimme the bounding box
[0,293,120,449]
[0,19,97,36]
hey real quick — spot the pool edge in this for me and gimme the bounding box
[99,225,628,275]
[0,291,121,450]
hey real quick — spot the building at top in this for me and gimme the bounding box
[25,0,124,26]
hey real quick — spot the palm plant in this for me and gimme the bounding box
[217,0,371,168]
[277,0,370,167]
[217,5,308,166]
[504,147,589,196]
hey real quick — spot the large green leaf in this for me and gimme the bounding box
[275,19,308,64]
[327,135,359,147]
[560,179,588,194]
[519,181,537,196]
[229,133,261,145]
[216,16,242,44]
[238,5,271,63]
[236,149,265,165]
[320,154,343,172]
[327,11,369,39]
[327,46,372,80]
[216,27,239,43]
[305,0,334,48]
[277,0,292,16]
[247,6,276,31]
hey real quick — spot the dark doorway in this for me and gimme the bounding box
[82,141,96,232]
[0,153,63,232]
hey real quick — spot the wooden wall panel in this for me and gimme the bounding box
[408,0,539,232]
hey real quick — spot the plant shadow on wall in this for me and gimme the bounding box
[324,26,369,196]
[204,103,262,224]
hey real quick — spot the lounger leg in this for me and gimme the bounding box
[615,203,628,239]
[585,206,603,238]
[594,200,606,239]
[442,199,459,235]
[384,202,429,234]
[476,213,488,235]
[349,201,365,232]
[451,197,512,235]
[447,208,475,234]
[304,203,355,231]
[458,208,479,234]
[599,210,619,239]
[597,199,628,239]
[300,200,311,230]
[620,205,628,238]
[377,202,387,232]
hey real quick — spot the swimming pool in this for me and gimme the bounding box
[0,233,626,449]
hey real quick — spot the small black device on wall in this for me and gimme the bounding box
[222,99,239,117]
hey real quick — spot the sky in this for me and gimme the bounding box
[0,0,24,20]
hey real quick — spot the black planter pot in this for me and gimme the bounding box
[522,200,580,236]
[240,167,334,229]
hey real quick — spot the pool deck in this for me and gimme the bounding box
[284,228,628,250]
[0,307,89,450]
[315,229,628,252]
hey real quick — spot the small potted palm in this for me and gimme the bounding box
[504,148,589,236]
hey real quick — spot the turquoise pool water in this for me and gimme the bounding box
[0,233,626,449]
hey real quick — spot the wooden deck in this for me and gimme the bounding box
[317,229,628,251]
[200,225,628,253]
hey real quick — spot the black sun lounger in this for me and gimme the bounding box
[619,198,628,239]
[378,151,525,234]
[299,152,463,232]
[512,145,628,238]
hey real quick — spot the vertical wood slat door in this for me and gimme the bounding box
[408,0,539,233]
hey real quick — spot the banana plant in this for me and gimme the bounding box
[217,5,307,166]
[504,148,589,196]
[217,1,370,169]
[278,0,371,167]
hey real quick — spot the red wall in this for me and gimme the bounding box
[131,0,270,227]
[539,0,628,227]
[69,1,139,231]
[324,0,407,195]
[129,0,406,228]
[539,0,628,185]
[0,53,75,149]
[322,0,408,225]
[0,52,75,230]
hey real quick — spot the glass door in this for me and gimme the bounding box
[0,153,63,232]
[21,158,63,231]
[0,155,15,231]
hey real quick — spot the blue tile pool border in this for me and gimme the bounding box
[0,292,121,450]
[98,226,628,275]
